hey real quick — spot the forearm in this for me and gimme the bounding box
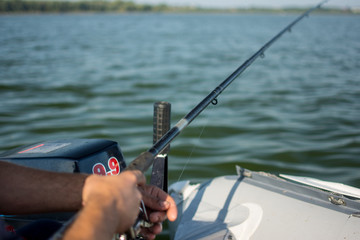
[62,200,119,240]
[0,161,87,214]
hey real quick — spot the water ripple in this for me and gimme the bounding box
[0,14,359,189]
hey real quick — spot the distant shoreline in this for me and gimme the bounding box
[1,0,358,15]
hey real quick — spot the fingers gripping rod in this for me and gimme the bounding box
[122,102,171,240]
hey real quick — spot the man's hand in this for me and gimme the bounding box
[63,170,146,239]
[139,185,178,240]
[82,170,146,233]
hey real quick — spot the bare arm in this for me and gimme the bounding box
[0,161,177,239]
[0,161,87,214]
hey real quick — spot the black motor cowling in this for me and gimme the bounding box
[0,139,127,227]
[0,139,126,174]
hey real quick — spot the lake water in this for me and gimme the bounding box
[0,13,359,190]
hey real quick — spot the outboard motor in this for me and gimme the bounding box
[0,139,126,227]
[0,102,171,239]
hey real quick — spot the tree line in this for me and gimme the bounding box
[0,0,356,14]
[0,0,173,13]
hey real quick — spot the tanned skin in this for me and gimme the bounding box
[0,161,177,240]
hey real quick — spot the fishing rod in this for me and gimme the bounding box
[126,0,329,172]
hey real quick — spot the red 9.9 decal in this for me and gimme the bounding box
[92,157,120,176]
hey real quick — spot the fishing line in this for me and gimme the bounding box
[177,123,208,182]
[176,93,218,182]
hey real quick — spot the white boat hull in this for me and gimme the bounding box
[169,166,360,240]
